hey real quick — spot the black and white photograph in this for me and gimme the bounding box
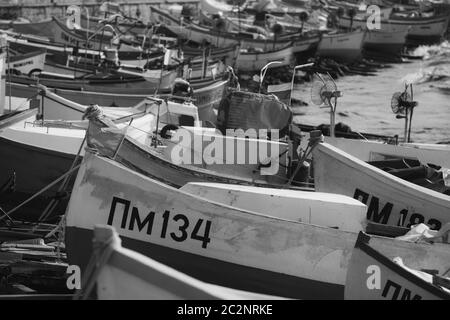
[0,0,448,304]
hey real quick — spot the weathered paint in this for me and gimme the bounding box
[65,151,450,299]
[313,143,450,230]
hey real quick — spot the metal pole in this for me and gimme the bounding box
[289,63,314,105]
[84,6,89,70]
[7,44,11,113]
[259,61,282,93]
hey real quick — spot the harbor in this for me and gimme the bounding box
[0,0,449,301]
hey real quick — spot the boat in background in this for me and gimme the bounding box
[0,95,174,221]
[64,149,450,299]
[78,225,287,300]
[338,12,449,46]
[9,76,230,123]
[235,44,294,72]
[313,136,450,169]
[317,30,366,63]
[150,5,319,54]
[388,14,450,45]
[363,29,408,56]
[345,231,450,300]
[7,49,47,76]
[312,142,450,230]
[0,108,86,221]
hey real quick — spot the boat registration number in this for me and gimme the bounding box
[107,196,212,248]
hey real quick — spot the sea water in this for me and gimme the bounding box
[292,42,450,144]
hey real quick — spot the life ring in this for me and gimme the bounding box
[160,124,179,139]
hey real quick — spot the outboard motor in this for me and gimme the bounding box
[171,78,194,103]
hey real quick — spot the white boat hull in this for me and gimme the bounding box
[313,143,450,230]
[65,151,450,299]
[92,226,283,300]
[235,45,294,72]
[323,136,450,169]
[317,31,365,63]
[9,50,46,75]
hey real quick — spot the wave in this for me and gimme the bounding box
[402,41,450,85]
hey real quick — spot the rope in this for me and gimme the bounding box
[0,164,82,223]
[36,133,87,223]
[73,234,116,300]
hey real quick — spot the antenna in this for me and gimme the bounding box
[390,83,418,143]
[310,73,342,137]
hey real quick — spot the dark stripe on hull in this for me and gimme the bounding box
[0,137,79,220]
[66,226,344,300]
[363,43,405,56]
[406,35,445,46]
[294,44,319,63]
[316,49,362,63]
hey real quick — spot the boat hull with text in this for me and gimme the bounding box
[65,151,450,299]
[345,232,450,300]
[312,143,450,231]
[317,31,365,63]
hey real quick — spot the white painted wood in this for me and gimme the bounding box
[96,227,285,300]
[65,151,450,290]
[181,182,367,232]
[313,142,450,229]
[323,136,450,169]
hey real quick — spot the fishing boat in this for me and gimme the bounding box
[180,44,239,68]
[388,13,450,45]
[316,30,366,63]
[9,73,154,93]
[64,149,450,299]
[0,18,57,40]
[78,225,287,300]
[0,108,86,221]
[152,5,322,57]
[2,30,103,66]
[338,13,449,46]
[312,142,450,231]
[0,96,169,221]
[79,14,151,38]
[9,76,229,123]
[83,87,305,189]
[235,43,294,72]
[315,136,450,169]
[345,231,450,300]
[17,18,164,67]
[85,108,292,189]
[7,49,47,76]
[363,29,408,56]
[50,17,122,52]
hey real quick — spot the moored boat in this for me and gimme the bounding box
[235,44,294,72]
[388,14,450,45]
[150,5,321,58]
[0,109,86,221]
[7,49,46,76]
[9,76,230,123]
[64,149,450,299]
[0,96,175,221]
[312,142,450,230]
[363,29,408,56]
[338,13,449,46]
[315,136,450,169]
[345,231,450,300]
[79,225,288,300]
[317,30,366,63]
